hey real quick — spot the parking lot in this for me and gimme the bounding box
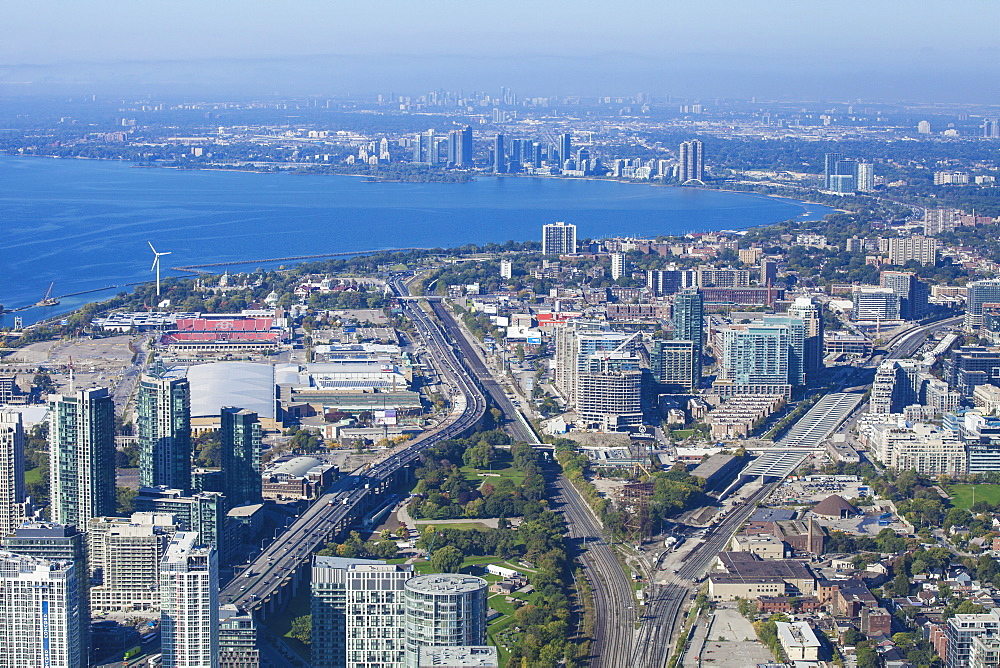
[685,607,773,668]
[7,336,136,394]
[771,477,868,505]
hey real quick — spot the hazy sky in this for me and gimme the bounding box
[2,1,999,101]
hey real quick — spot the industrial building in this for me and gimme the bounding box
[261,456,338,500]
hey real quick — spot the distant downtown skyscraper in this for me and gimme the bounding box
[493,134,506,173]
[0,410,26,537]
[678,139,704,183]
[138,372,192,493]
[0,550,84,667]
[542,221,577,255]
[559,132,572,165]
[447,126,473,167]
[48,388,116,529]
[220,407,262,508]
[160,532,219,668]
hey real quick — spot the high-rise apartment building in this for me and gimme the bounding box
[787,297,825,381]
[944,609,1000,668]
[852,287,901,321]
[966,279,1000,330]
[346,562,413,667]
[880,271,929,321]
[447,126,473,168]
[508,139,522,173]
[411,130,438,165]
[135,487,227,560]
[646,269,687,296]
[218,604,259,668]
[823,153,871,193]
[559,132,572,165]
[404,575,488,668]
[492,134,506,173]
[499,260,513,280]
[555,327,635,406]
[870,359,923,415]
[717,324,793,397]
[761,315,807,387]
[887,235,938,266]
[855,162,875,192]
[760,259,778,286]
[924,208,962,236]
[1,521,90,663]
[576,354,644,430]
[823,152,843,190]
[672,289,704,349]
[918,120,932,134]
[220,408,262,508]
[88,512,176,613]
[650,340,699,393]
[0,550,83,667]
[138,373,192,493]
[312,556,412,668]
[160,532,219,668]
[48,388,116,529]
[610,252,627,280]
[541,221,576,256]
[678,139,704,183]
[0,410,26,537]
[673,289,705,383]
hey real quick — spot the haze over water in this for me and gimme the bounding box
[0,157,833,323]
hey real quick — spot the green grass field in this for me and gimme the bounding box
[948,484,1000,509]
[24,468,42,485]
[460,458,527,489]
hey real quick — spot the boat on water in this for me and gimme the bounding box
[35,282,60,307]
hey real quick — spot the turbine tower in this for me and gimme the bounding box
[149,242,172,297]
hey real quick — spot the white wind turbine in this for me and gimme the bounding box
[149,242,172,296]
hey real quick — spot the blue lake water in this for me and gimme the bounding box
[0,157,833,323]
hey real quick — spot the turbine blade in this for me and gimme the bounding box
[148,241,157,254]
[161,251,172,256]
[151,257,158,271]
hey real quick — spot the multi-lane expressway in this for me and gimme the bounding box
[416,289,638,668]
[219,282,487,615]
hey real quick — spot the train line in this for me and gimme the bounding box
[421,292,638,668]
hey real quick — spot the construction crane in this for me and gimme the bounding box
[36,282,59,307]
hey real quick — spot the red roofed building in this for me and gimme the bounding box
[161,316,284,352]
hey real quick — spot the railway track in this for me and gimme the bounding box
[423,295,638,667]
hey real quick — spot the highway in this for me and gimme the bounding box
[883,315,962,361]
[417,289,638,668]
[219,281,486,614]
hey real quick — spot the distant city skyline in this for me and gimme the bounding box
[1,1,998,102]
